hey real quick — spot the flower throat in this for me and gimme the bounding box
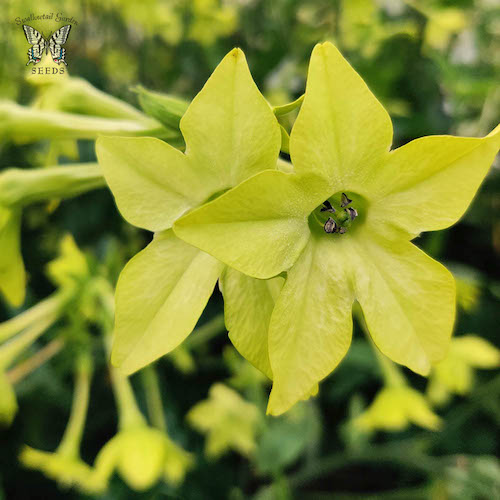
[311,192,359,235]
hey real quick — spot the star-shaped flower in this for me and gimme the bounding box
[97,49,283,375]
[174,42,500,415]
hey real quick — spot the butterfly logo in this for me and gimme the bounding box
[23,24,72,66]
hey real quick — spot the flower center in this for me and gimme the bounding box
[309,192,365,236]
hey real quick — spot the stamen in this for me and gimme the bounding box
[340,193,352,207]
[320,200,335,213]
[324,217,337,234]
[345,207,358,221]
[338,227,346,234]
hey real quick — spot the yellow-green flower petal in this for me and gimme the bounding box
[355,386,442,432]
[180,48,280,187]
[349,233,455,375]
[0,206,25,306]
[187,383,260,458]
[96,137,197,232]
[112,230,223,374]
[220,268,284,379]
[174,170,324,279]
[368,126,500,237]
[267,236,354,415]
[98,48,280,232]
[94,426,172,491]
[451,335,500,368]
[20,446,103,493]
[290,42,392,191]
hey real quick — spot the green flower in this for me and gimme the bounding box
[174,42,500,415]
[93,360,192,490]
[427,335,500,406]
[97,49,282,376]
[187,383,261,458]
[19,353,102,493]
[354,385,442,432]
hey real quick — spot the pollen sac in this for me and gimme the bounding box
[340,193,352,207]
[324,217,337,234]
[345,207,358,221]
[338,227,346,234]
[320,200,335,213]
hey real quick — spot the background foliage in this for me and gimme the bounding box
[1,0,499,498]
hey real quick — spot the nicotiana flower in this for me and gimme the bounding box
[93,358,192,490]
[20,353,103,493]
[187,383,261,458]
[97,49,284,376]
[427,335,500,406]
[174,42,500,415]
[354,385,442,432]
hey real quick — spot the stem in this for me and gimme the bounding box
[0,290,70,343]
[0,315,57,371]
[57,353,92,458]
[141,365,167,432]
[0,164,105,207]
[110,367,146,430]
[6,338,64,385]
[184,313,226,349]
[0,101,174,143]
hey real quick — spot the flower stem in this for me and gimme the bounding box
[140,365,167,432]
[6,338,64,385]
[110,367,146,430]
[0,315,57,371]
[184,313,226,350]
[57,353,92,458]
[0,290,70,343]
[0,164,105,207]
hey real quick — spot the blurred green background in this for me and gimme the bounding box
[1,0,499,499]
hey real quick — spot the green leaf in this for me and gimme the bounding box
[111,230,223,374]
[0,207,25,307]
[368,126,500,236]
[349,232,456,375]
[134,86,189,130]
[267,235,354,416]
[220,268,283,379]
[174,170,324,279]
[290,42,392,193]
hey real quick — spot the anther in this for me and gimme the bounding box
[338,227,346,234]
[340,193,352,207]
[345,207,358,221]
[320,200,335,213]
[324,217,337,234]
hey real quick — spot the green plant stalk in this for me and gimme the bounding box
[57,353,93,458]
[140,365,167,432]
[0,315,57,371]
[0,102,175,143]
[7,338,64,385]
[184,313,226,350]
[101,291,146,431]
[35,78,151,122]
[0,290,71,343]
[0,164,105,207]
